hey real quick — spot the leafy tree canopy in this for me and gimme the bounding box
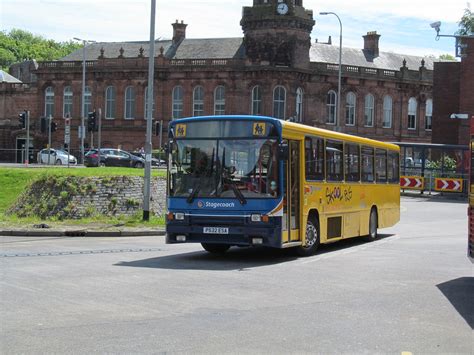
[439,53,456,61]
[0,29,81,70]
[456,4,474,36]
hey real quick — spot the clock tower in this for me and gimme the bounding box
[240,0,315,69]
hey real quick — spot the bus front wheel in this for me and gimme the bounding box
[295,220,320,257]
[201,243,230,254]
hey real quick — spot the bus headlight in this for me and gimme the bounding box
[251,214,261,222]
[175,212,185,220]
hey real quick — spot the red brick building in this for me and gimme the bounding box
[432,37,474,146]
[1,0,436,162]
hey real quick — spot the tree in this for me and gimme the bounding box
[456,4,474,36]
[439,53,456,61]
[0,29,81,70]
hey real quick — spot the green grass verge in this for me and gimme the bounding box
[0,167,166,226]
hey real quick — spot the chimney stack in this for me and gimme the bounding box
[363,31,381,58]
[172,20,187,45]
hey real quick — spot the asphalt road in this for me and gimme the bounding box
[1,197,472,354]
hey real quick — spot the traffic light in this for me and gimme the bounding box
[51,121,57,132]
[18,111,26,129]
[87,111,97,132]
[40,117,47,133]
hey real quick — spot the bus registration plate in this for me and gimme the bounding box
[203,227,229,234]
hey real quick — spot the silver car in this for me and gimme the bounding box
[37,148,77,165]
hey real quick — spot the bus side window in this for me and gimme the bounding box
[344,143,360,182]
[387,151,400,183]
[326,140,343,182]
[362,146,375,182]
[305,136,324,180]
[376,149,387,183]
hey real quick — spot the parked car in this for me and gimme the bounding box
[84,148,145,168]
[130,151,165,167]
[37,148,77,165]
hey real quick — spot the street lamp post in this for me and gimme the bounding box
[320,12,342,128]
[73,37,95,164]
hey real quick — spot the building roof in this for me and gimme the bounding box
[60,37,434,72]
[310,42,434,71]
[61,38,245,61]
[0,70,22,83]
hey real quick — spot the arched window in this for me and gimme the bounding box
[144,86,155,119]
[105,86,116,119]
[295,87,303,122]
[63,86,73,118]
[345,92,356,126]
[251,86,262,116]
[326,90,336,124]
[193,86,204,116]
[364,93,375,127]
[172,86,184,119]
[214,86,225,115]
[83,86,92,117]
[273,86,286,119]
[383,95,392,128]
[408,97,417,130]
[45,86,54,117]
[124,86,135,119]
[425,99,432,130]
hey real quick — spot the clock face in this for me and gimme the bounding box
[276,3,289,15]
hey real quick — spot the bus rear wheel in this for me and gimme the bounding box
[364,208,378,241]
[295,220,320,257]
[201,243,230,254]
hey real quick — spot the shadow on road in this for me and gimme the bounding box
[437,277,474,329]
[116,233,395,271]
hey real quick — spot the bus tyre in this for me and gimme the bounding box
[201,243,230,254]
[295,220,320,257]
[365,208,378,241]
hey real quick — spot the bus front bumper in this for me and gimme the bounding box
[166,224,282,248]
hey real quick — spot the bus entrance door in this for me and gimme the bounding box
[282,140,300,244]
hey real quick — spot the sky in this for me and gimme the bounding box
[1,0,469,58]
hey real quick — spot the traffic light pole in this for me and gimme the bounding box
[47,115,52,165]
[143,0,156,221]
[25,110,30,166]
[98,108,102,167]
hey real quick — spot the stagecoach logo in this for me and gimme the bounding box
[253,122,266,136]
[197,200,236,209]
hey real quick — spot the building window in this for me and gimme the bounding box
[172,86,184,119]
[214,86,226,115]
[63,86,73,118]
[425,99,432,131]
[105,86,116,119]
[364,94,375,127]
[251,86,262,116]
[383,95,392,128]
[273,86,286,119]
[84,86,92,117]
[326,90,336,124]
[408,97,417,130]
[124,86,135,119]
[45,86,54,117]
[295,87,303,122]
[144,86,155,119]
[193,86,204,116]
[345,92,356,126]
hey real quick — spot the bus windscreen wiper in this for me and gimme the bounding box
[229,180,246,205]
[187,184,200,203]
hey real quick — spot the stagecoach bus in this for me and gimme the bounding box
[166,115,400,256]
[469,116,474,262]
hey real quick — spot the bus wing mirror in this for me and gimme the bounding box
[279,143,289,160]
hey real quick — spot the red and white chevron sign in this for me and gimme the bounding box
[435,178,463,192]
[400,176,424,190]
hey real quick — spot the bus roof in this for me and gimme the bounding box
[170,115,399,151]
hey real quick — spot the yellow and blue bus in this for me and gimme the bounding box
[166,115,400,256]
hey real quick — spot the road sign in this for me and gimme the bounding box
[400,176,424,190]
[435,178,463,192]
